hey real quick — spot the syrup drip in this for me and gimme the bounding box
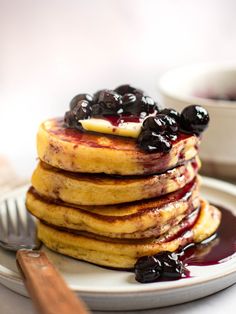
[156,206,236,282]
[181,206,236,266]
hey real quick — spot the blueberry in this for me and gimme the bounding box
[145,96,155,106]
[134,88,146,96]
[121,93,137,115]
[134,251,188,283]
[142,116,155,131]
[164,115,179,133]
[73,100,92,120]
[93,89,104,103]
[114,85,159,116]
[99,90,122,107]
[114,84,141,95]
[122,93,137,106]
[64,110,77,128]
[166,133,178,141]
[135,93,149,115]
[139,111,149,119]
[180,105,209,135]
[142,116,166,134]
[144,96,159,113]
[64,100,91,129]
[67,86,161,124]
[142,114,178,134]
[154,251,185,279]
[135,255,161,270]
[69,94,93,110]
[135,268,161,283]
[93,89,122,115]
[134,256,162,283]
[91,103,103,116]
[118,91,145,116]
[161,108,180,123]
[138,130,172,153]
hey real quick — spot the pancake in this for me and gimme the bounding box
[31,157,200,205]
[37,199,221,268]
[26,179,200,239]
[50,208,199,243]
[37,118,200,175]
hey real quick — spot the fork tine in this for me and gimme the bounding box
[15,200,25,236]
[0,212,6,241]
[5,200,15,235]
[26,211,36,236]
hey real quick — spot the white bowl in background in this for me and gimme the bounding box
[159,63,236,180]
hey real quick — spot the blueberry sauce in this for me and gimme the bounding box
[135,205,236,283]
[181,205,236,266]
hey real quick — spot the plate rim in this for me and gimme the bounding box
[0,176,236,296]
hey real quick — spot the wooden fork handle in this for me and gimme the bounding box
[16,250,90,314]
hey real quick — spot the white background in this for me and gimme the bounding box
[1,0,236,179]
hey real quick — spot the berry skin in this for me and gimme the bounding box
[93,90,122,115]
[114,84,140,95]
[154,251,185,279]
[135,93,156,117]
[161,108,180,123]
[64,100,91,129]
[93,90,104,103]
[135,268,160,284]
[142,116,165,134]
[122,93,137,107]
[134,256,162,283]
[166,133,178,141]
[142,114,178,134]
[64,111,77,128]
[180,105,209,135]
[92,86,158,117]
[144,96,159,113]
[134,251,187,283]
[73,100,92,120]
[142,117,155,131]
[115,85,158,116]
[138,130,172,153]
[119,92,146,116]
[69,94,93,110]
[135,255,161,270]
[98,90,122,107]
[164,115,179,133]
[91,103,103,116]
[121,93,137,115]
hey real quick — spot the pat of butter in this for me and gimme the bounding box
[79,118,142,138]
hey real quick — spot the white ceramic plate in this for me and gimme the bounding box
[0,177,236,311]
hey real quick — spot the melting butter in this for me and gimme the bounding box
[79,118,142,138]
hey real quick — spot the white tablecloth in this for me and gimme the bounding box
[0,282,235,314]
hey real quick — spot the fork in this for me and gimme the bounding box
[0,200,40,251]
[0,199,90,314]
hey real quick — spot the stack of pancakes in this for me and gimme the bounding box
[26,118,221,269]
